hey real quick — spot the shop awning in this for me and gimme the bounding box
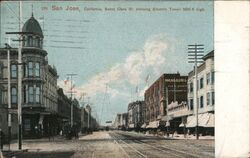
[205,113,214,127]
[128,124,134,128]
[161,115,173,122]
[141,123,147,129]
[180,113,214,128]
[146,121,159,129]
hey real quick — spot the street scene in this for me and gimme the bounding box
[2,131,214,158]
[0,1,214,158]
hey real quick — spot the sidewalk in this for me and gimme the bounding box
[129,131,214,140]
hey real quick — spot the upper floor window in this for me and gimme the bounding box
[11,64,17,78]
[189,82,193,92]
[207,92,210,106]
[28,86,34,103]
[200,96,204,108]
[189,99,193,110]
[11,87,17,104]
[212,92,215,105]
[28,62,33,77]
[200,77,204,89]
[207,72,211,85]
[35,86,41,103]
[211,71,215,84]
[35,62,40,77]
[0,88,2,105]
[0,63,3,78]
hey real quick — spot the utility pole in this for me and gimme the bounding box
[5,1,25,150]
[66,73,77,127]
[5,38,12,151]
[188,44,204,140]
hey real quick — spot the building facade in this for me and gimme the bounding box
[0,14,58,138]
[113,113,127,130]
[144,73,188,129]
[127,101,145,130]
[184,50,214,135]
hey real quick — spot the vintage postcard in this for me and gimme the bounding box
[0,0,218,157]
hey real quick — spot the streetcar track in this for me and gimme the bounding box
[113,131,209,158]
[110,132,147,158]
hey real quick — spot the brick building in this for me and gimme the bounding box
[144,73,188,129]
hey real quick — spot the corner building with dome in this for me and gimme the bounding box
[0,13,59,138]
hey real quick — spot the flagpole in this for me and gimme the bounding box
[66,73,77,127]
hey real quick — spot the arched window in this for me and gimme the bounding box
[11,64,17,78]
[11,87,17,104]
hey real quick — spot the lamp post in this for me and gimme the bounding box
[188,44,204,140]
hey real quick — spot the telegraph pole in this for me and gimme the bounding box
[188,44,204,140]
[5,38,12,150]
[5,1,24,150]
[18,1,23,149]
[66,73,77,127]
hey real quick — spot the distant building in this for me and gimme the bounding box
[144,73,188,129]
[80,105,99,132]
[184,50,214,135]
[127,101,145,130]
[113,113,127,130]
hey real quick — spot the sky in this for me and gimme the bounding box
[0,1,213,125]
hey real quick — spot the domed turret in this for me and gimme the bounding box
[22,13,44,49]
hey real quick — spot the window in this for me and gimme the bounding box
[211,71,215,84]
[28,86,34,103]
[0,63,3,78]
[0,88,2,105]
[200,77,204,89]
[212,92,215,105]
[28,36,32,47]
[207,92,210,106]
[200,96,204,108]
[189,82,193,92]
[28,62,33,77]
[35,62,40,77]
[11,64,17,78]
[35,86,40,103]
[189,99,193,110]
[11,87,17,104]
[207,73,211,85]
